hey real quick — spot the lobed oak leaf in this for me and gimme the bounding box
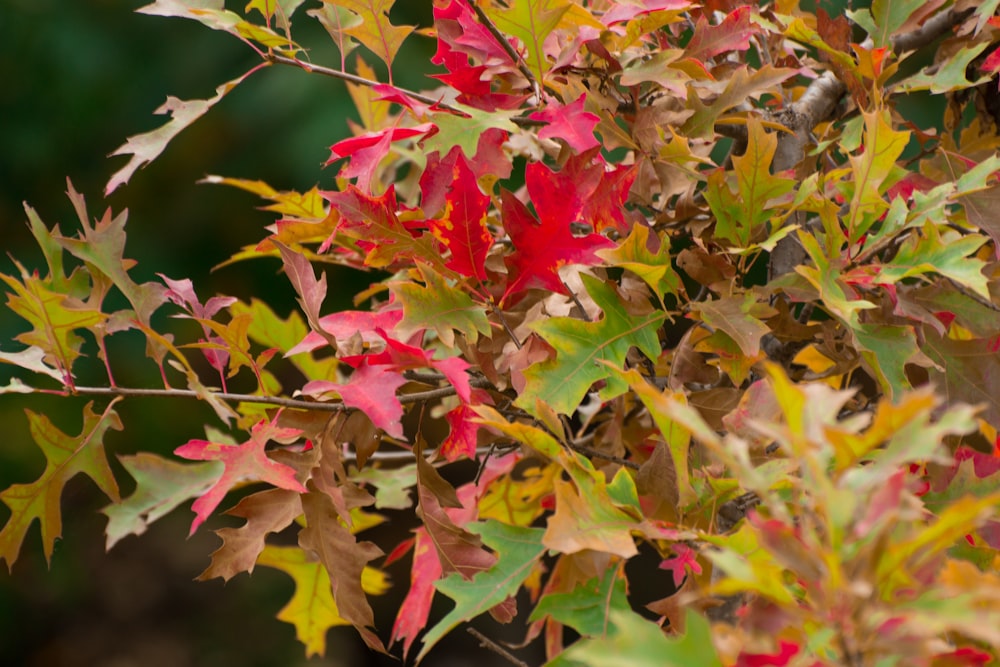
[416,521,546,662]
[334,0,414,81]
[390,263,491,348]
[197,487,302,582]
[106,67,259,194]
[0,401,122,569]
[301,361,407,439]
[597,224,682,300]
[344,332,473,403]
[484,0,571,82]
[0,266,106,384]
[529,94,601,152]
[174,414,307,535]
[103,452,222,550]
[287,307,402,356]
[500,188,613,301]
[425,151,493,282]
[325,123,434,191]
[516,274,664,415]
[681,66,796,139]
[684,5,754,62]
[390,527,442,659]
[299,487,386,653]
[548,608,722,666]
[692,292,773,358]
[529,564,630,638]
[256,543,389,658]
[326,185,451,273]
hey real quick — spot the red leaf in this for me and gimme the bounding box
[981,47,1000,77]
[325,124,434,191]
[658,544,702,588]
[735,640,800,667]
[440,392,493,462]
[287,308,402,355]
[685,6,754,62]
[529,95,601,153]
[174,415,307,535]
[602,0,694,25]
[502,155,615,299]
[932,647,994,666]
[390,527,442,658]
[426,150,493,281]
[344,333,472,403]
[301,361,407,439]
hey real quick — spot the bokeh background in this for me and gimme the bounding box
[0,2,550,665]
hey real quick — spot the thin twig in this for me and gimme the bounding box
[568,441,640,470]
[464,0,541,102]
[30,378,493,412]
[467,628,531,667]
[264,52,539,127]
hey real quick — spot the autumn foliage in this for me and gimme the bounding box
[7,0,1000,664]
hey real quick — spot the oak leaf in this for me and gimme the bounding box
[174,414,307,534]
[0,402,122,569]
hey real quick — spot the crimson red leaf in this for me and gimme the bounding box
[501,201,614,299]
[390,527,442,658]
[287,308,402,356]
[174,415,307,535]
[529,94,601,153]
[427,151,493,282]
[326,123,434,191]
[343,333,472,403]
[301,362,407,439]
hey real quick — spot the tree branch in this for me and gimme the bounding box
[28,378,493,412]
[264,52,539,127]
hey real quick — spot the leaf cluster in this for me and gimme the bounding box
[6,0,1000,664]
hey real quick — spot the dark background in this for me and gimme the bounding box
[0,2,543,665]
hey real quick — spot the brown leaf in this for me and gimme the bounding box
[300,488,386,653]
[637,442,680,521]
[198,488,302,582]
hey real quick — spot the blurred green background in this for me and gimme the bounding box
[0,2,540,665]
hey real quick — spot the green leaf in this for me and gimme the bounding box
[546,608,722,667]
[1,264,106,383]
[704,116,796,248]
[0,402,123,569]
[897,43,992,94]
[485,0,571,81]
[878,223,990,300]
[422,105,519,162]
[845,110,909,244]
[103,452,222,550]
[852,323,920,401]
[417,521,546,662]
[530,566,630,637]
[390,263,491,348]
[596,224,682,301]
[517,274,664,415]
[848,0,925,48]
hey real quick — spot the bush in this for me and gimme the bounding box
[4,1,1000,664]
